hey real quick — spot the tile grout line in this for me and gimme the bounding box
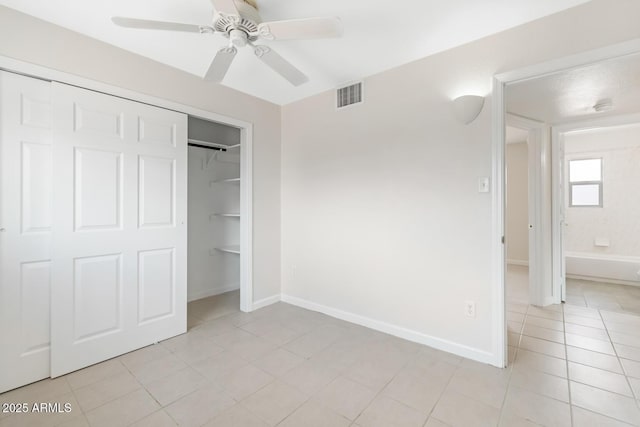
[598,309,640,413]
[508,301,640,421]
[217,316,319,426]
[276,332,417,426]
[419,355,461,427]
[66,358,144,421]
[140,309,244,425]
[341,347,420,426]
[519,309,626,356]
[565,306,640,425]
[562,303,575,427]
[184,304,319,426]
[496,303,529,426]
[508,274,640,422]
[64,375,85,422]
[509,344,634,401]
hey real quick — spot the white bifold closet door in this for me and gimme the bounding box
[0,72,53,393]
[50,82,187,377]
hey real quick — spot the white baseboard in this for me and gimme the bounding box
[507,259,529,267]
[252,294,281,311]
[188,284,239,302]
[280,294,496,365]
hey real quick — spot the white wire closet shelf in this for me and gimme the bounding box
[210,213,240,218]
[210,177,240,185]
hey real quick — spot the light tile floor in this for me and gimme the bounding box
[565,279,640,316]
[507,264,640,316]
[507,265,640,426]
[2,283,640,426]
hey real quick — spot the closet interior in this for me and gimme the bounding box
[187,117,242,315]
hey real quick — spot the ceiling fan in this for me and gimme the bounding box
[112,0,342,86]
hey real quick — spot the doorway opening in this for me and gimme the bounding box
[552,117,640,314]
[493,40,640,368]
[505,124,530,306]
[504,114,551,313]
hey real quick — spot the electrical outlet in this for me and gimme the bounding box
[465,301,476,318]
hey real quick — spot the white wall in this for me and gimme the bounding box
[564,123,640,257]
[281,0,640,360]
[0,6,281,303]
[506,142,529,265]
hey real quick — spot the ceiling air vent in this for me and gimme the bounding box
[336,82,363,109]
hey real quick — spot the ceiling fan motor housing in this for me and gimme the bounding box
[213,0,261,42]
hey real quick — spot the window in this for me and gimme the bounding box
[569,158,602,207]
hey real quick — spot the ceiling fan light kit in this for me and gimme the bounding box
[112,0,343,86]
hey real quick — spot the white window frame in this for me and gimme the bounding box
[568,157,603,208]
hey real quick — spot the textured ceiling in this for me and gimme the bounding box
[507,53,640,124]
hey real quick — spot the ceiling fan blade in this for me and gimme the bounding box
[210,0,239,16]
[205,47,238,82]
[112,16,204,33]
[257,17,342,41]
[254,46,308,86]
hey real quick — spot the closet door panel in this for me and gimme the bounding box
[73,103,124,139]
[138,248,175,324]
[138,114,177,147]
[0,71,52,393]
[138,155,175,228]
[74,148,123,231]
[73,254,123,341]
[20,261,52,355]
[21,95,52,129]
[51,82,187,377]
[21,142,53,233]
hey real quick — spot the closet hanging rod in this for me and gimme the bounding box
[189,142,225,151]
[188,138,228,151]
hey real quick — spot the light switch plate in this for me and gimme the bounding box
[478,177,490,193]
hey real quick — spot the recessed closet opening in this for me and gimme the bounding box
[187,117,243,326]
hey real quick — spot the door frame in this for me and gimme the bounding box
[551,112,640,303]
[491,38,640,368]
[0,56,255,313]
[505,113,550,307]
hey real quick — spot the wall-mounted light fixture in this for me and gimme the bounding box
[452,95,485,125]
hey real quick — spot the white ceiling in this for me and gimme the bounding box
[0,0,590,105]
[507,53,640,124]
